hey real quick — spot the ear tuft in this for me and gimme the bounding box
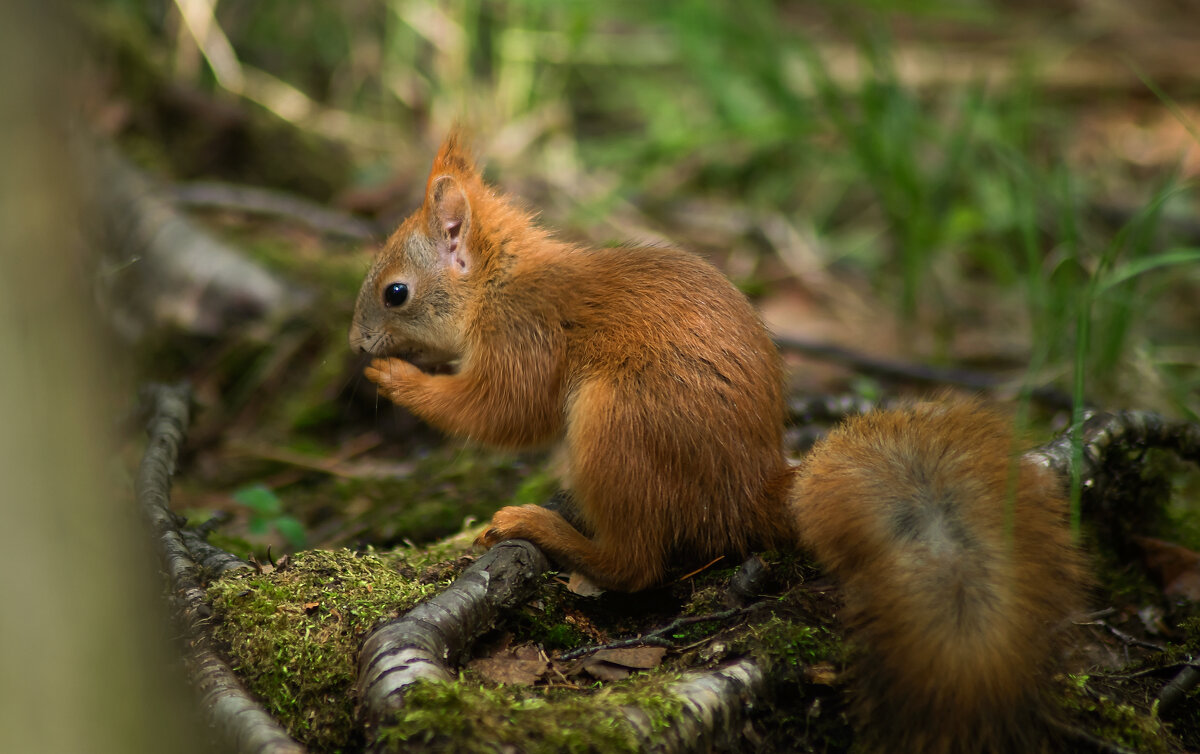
[429,126,476,179]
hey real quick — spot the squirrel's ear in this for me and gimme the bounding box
[429,175,471,274]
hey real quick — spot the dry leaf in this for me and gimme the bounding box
[468,643,548,686]
[590,646,667,669]
[582,662,630,682]
[1135,536,1200,601]
[566,571,605,597]
[573,645,668,682]
[805,662,838,685]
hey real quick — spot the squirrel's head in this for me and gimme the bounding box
[349,132,484,371]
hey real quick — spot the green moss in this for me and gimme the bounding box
[325,444,549,546]
[206,548,462,751]
[1162,459,1200,554]
[503,583,593,651]
[679,583,727,615]
[1061,675,1169,754]
[540,622,589,650]
[509,468,562,506]
[736,613,840,671]
[376,673,684,754]
[1181,617,1200,655]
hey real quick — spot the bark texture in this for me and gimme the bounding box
[137,383,305,754]
[357,539,550,731]
[1031,409,1200,480]
[623,658,768,754]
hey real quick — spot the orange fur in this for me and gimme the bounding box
[350,135,1088,749]
[351,133,792,591]
[791,397,1088,753]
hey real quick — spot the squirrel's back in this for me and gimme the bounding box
[354,132,792,589]
[791,398,1088,753]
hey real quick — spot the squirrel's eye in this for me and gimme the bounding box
[383,282,409,308]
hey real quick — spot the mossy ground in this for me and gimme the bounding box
[96,3,1200,747]
[377,675,685,754]
[204,540,844,753]
[204,514,1200,754]
[206,547,469,752]
[1061,673,1172,754]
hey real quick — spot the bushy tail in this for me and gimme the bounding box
[790,398,1088,753]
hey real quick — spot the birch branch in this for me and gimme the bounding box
[136,383,305,754]
[357,539,550,735]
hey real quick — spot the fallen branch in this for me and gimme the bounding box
[180,526,252,579]
[86,143,306,341]
[356,539,550,734]
[774,335,1076,410]
[1030,409,1200,484]
[1158,664,1200,717]
[136,383,305,754]
[169,181,383,242]
[621,658,767,753]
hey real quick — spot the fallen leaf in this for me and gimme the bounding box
[468,643,548,686]
[566,571,604,597]
[571,645,668,682]
[582,662,630,682]
[1135,536,1200,601]
[561,610,607,643]
[590,646,667,669]
[805,662,838,685]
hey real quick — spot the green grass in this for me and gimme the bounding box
[96,0,1200,416]
[93,0,1200,548]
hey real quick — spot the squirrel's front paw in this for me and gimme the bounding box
[475,504,546,549]
[364,357,422,401]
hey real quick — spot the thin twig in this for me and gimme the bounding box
[774,335,1076,410]
[1080,620,1168,653]
[559,603,767,662]
[1090,661,1196,682]
[674,555,725,583]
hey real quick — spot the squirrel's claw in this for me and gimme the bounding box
[474,527,501,549]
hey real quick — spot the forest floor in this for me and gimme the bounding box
[83,0,1200,751]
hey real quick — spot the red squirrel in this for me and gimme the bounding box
[350,133,1088,752]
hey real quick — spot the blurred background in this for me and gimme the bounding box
[82,0,1200,399]
[3,1,1200,750]
[60,0,1200,550]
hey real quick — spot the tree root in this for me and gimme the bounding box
[357,539,550,733]
[621,658,767,753]
[1158,664,1200,716]
[137,383,304,754]
[1031,408,1200,481]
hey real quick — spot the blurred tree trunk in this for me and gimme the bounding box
[0,2,207,752]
